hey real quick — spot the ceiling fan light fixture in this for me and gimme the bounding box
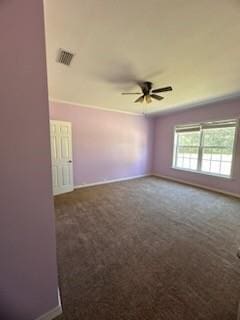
[145,95,152,104]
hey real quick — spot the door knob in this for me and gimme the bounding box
[68,160,72,163]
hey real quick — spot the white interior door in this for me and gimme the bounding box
[50,120,73,195]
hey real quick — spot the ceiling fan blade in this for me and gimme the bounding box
[151,94,164,101]
[134,95,145,103]
[145,95,152,104]
[152,86,173,93]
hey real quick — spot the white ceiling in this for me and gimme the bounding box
[44,0,240,115]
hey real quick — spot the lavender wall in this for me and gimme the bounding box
[50,102,154,186]
[153,98,240,196]
[0,1,59,319]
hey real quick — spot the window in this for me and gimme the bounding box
[173,120,238,177]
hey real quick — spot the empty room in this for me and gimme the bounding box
[1,1,240,320]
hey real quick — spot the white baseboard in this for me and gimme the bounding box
[74,174,150,189]
[35,289,62,320]
[152,173,240,199]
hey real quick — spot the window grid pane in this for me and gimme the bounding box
[175,146,199,170]
[201,147,233,176]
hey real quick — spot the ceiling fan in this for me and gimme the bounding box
[121,81,173,103]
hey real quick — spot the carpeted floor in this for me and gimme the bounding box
[54,177,240,320]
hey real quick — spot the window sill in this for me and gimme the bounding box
[171,166,234,180]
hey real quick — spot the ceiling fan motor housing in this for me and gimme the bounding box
[141,81,152,95]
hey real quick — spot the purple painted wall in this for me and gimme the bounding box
[0,1,59,319]
[152,98,240,196]
[50,102,154,186]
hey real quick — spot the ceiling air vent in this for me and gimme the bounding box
[57,49,74,66]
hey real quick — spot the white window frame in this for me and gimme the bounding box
[172,119,239,179]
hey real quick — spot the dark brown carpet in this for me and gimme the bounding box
[54,177,240,320]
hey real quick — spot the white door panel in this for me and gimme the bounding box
[51,136,58,161]
[50,120,73,195]
[52,166,58,187]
